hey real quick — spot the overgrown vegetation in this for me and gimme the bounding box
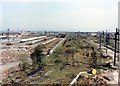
[2,34,110,85]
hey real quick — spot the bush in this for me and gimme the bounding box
[30,44,43,65]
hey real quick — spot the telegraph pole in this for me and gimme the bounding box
[118,29,120,86]
[99,32,102,49]
[118,1,120,86]
[7,28,10,45]
[114,28,117,66]
[106,30,108,54]
[117,29,119,61]
[114,28,119,66]
[102,31,105,47]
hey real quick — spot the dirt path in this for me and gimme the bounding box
[50,38,65,54]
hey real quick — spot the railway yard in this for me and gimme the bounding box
[1,0,119,85]
[0,35,64,83]
[0,33,119,85]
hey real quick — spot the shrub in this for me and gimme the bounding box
[30,44,43,65]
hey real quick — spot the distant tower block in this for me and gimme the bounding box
[44,30,46,35]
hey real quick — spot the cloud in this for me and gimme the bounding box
[1,0,118,32]
[1,0,35,2]
[58,6,117,31]
[1,0,118,3]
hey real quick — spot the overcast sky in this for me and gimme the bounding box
[0,0,119,32]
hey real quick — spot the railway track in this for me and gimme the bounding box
[0,36,61,83]
[100,43,119,53]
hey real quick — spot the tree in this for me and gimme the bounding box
[30,45,43,65]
